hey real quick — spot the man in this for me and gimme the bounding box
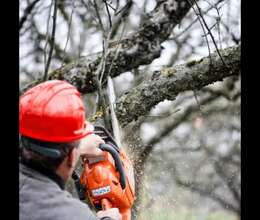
[19,80,122,220]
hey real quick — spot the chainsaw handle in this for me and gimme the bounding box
[71,171,86,200]
[99,143,126,190]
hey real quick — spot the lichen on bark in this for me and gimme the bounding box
[21,0,194,95]
[116,45,241,127]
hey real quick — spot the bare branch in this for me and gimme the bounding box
[19,0,41,31]
[140,92,221,163]
[43,0,58,81]
[43,1,53,69]
[190,0,227,67]
[169,0,225,41]
[110,0,133,39]
[175,176,240,214]
[60,1,75,67]
[188,0,212,63]
[93,0,105,33]
[172,162,240,215]
[21,0,194,94]
[213,160,240,204]
[103,0,112,28]
[115,45,240,127]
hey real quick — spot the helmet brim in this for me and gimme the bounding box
[70,122,94,141]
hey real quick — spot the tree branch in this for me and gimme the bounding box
[172,161,240,215]
[21,0,194,94]
[175,177,240,214]
[19,0,41,31]
[142,94,219,155]
[43,0,58,81]
[115,45,240,127]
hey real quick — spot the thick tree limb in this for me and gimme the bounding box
[21,0,194,94]
[116,45,240,127]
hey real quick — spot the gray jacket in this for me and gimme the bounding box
[19,163,111,220]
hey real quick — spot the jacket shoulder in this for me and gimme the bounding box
[19,165,99,220]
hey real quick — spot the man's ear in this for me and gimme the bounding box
[67,148,77,168]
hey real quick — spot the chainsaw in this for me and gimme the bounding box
[72,77,135,220]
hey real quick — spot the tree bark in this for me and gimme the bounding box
[21,0,194,94]
[116,45,240,127]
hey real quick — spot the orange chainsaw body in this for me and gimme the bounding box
[80,148,135,220]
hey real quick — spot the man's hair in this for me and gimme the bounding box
[20,136,80,171]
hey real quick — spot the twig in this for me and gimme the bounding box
[58,1,70,22]
[43,1,53,71]
[60,1,75,67]
[190,0,227,67]
[94,75,111,130]
[215,8,222,49]
[105,1,116,12]
[214,160,240,203]
[110,0,133,39]
[115,0,133,16]
[103,0,112,28]
[80,0,100,27]
[201,22,218,37]
[193,90,204,116]
[220,21,240,45]
[201,144,241,207]
[43,0,58,81]
[90,0,115,127]
[140,93,222,162]
[187,0,212,64]
[92,1,129,131]
[204,0,223,49]
[169,0,225,41]
[106,22,126,80]
[98,37,110,83]
[174,174,239,214]
[92,39,111,130]
[93,0,105,33]
[99,1,132,82]
[115,0,120,12]
[19,0,41,31]
[80,0,90,10]
[167,34,190,67]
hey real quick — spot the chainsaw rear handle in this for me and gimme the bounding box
[99,143,126,190]
[72,171,86,200]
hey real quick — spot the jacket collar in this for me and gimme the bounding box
[20,157,65,190]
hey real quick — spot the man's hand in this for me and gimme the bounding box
[78,134,105,157]
[97,208,122,220]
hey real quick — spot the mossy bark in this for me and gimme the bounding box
[116,45,241,127]
[21,0,193,94]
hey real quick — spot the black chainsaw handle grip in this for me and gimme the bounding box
[72,171,86,200]
[99,143,126,190]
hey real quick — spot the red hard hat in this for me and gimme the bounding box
[19,80,94,142]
